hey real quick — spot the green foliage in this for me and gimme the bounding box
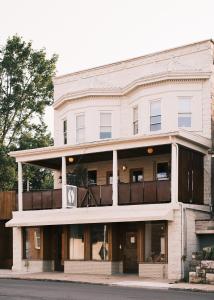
[0,35,57,149]
[0,35,57,191]
[0,145,16,191]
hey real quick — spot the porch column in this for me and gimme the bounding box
[171,143,178,203]
[12,227,23,271]
[18,162,23,211]
[62,156,67,209]
[112,150,118,206]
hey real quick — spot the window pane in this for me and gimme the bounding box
[63,120,67,132]
[100,113,111,126]
[150,115,161,125]
[179,99,191,113]
[100,131,112,139]
[91,224,109,261]
[100,125,111,139]
[133,106,138,122]
[76,115,84,129]
[151,101,161,116]
[63,120,67,144]
[77,128,85,143]
[69,225,84,260]
[133,121,138,135]
[145,222,167,263]
[150,123,161,131]
[178,114,191,128]
[157,162,169,180]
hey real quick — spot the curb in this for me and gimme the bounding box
[0,276,214,293]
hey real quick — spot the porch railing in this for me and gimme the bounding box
[118,181,171,205]
[23,189,62,210]
[22,180,171,210]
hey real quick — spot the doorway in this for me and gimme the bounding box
[122,223,138,273]
[53,227,63,272]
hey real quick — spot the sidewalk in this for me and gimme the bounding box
[0,270,214,292]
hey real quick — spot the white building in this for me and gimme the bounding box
[7,40,214,280]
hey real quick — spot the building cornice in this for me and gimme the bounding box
[53,71,211,109]
[54,39,213,82]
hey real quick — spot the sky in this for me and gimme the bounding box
[1,0,214,133]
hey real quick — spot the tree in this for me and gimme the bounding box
[0,145,16,191]
[0,35,57,191]
[18,122,54,191]
[0,35,57,149]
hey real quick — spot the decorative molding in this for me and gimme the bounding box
[53,71,211,109]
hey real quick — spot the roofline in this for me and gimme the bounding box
[54,39,214,81]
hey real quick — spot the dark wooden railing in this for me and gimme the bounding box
[77,185,112,207]
[0,191,17,219]
[23,189,62,210]
[22,180,171,210]
[118,180,171,205]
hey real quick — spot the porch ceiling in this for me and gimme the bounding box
[23,144,171,170]
[9,130,211,166]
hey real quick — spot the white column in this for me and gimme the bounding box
[18,162,23,211]
[171,143,178,203]
[112,150,118,206]
[12,227,23,272]
[62,156,67,209]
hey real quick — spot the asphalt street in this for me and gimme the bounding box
[0,279,213,300]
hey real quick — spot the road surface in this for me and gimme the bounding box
[0,279,213,300]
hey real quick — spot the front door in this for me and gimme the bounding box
[123,230,138,273]
[54,227,63,272]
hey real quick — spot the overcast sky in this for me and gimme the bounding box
[1,0,214,133]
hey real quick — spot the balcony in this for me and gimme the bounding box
[22,180,171,210]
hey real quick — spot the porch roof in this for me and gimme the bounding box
[6,203,175,227]
[9,130,211,169]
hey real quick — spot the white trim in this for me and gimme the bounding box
[9,131,211,164]
[53,72,211,109]
[6,203,175,228]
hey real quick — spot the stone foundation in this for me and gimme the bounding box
[64,261,123,275]
[139,263,168,279]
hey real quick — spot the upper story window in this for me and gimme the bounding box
[178,98,191,128]
[156,162,169,180]
[150,100,161,131]
[100,112,112,139]
[76,114,85,143]
[63,120,67,144]
[133,106,138,135]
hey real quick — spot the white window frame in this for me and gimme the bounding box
[76,113,85,144]
[178,98,192,128]
[99,112,112,140]
[133,106,138,135]
[150,100,161,132]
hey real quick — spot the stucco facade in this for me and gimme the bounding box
[7,40,214,279]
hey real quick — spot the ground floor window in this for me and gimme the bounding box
[22,227,41,259]
[69,225,84,260]
[144,222,167,263]
[91,224,109,261]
